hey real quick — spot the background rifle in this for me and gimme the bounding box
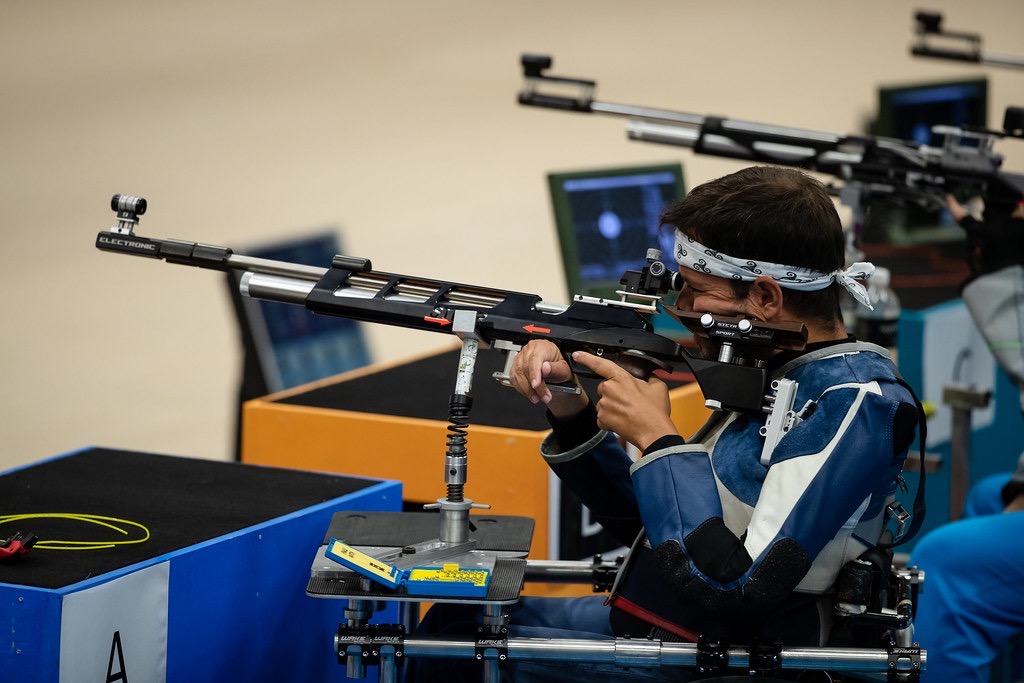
[517,54,1024,222]
[912,10,1024,71]
[97,194,807,415]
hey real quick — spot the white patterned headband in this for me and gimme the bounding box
[673,231,876,309]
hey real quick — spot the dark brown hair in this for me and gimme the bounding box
[661,166,846,323]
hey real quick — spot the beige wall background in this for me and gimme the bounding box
[2,0,1022,471]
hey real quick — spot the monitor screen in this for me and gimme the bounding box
[548,162,685,303]
[874,78,988,146]
[227,230,372,394]
[871,78,988,231]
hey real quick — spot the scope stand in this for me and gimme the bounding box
[422,309,492,543]
[308,310,535,681]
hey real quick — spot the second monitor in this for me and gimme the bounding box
[548,161,685,299]
[548,161,686,333]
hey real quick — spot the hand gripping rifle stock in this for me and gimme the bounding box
[96,194,807,414]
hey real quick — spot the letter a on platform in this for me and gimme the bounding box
[107,631,128,682]
[59,562,169,683]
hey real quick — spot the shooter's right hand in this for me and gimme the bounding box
[508,340,589,419]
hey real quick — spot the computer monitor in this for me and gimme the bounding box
[226,230,372,456]
[873,77,988,146]
[548,162,685,308]
[228,230,372,393]
[871,78,988,233]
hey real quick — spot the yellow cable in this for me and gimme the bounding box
[0,513,150,551]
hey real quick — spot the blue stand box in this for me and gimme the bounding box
[0,447,401,683]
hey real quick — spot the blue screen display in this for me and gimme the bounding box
[558,170,681,288]
[880,80,987,146]
[241,232,372,391]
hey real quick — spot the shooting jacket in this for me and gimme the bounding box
[541,340,918,646]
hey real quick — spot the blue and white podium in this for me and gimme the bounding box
[0,447,401,683]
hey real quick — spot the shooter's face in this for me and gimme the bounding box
[674,268,752,360]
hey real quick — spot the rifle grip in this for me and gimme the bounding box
[614,350,668,381]
[569,350,667,382]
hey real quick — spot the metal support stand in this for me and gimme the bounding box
[364,631,926,681]
[312,545,927,682]
[942,382,992,520]
[337,599,375,680]
[476,603,509,683]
